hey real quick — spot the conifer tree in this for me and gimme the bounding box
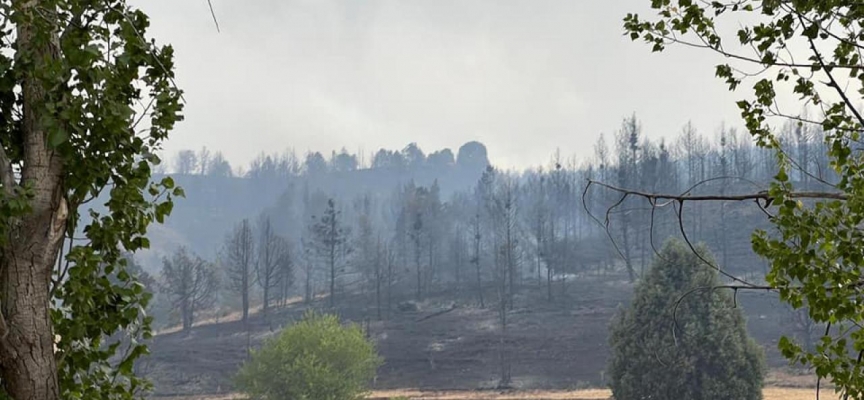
[608,239,764,400]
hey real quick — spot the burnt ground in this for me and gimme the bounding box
[144,273,798,397]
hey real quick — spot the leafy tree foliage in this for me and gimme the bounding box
[0,0,182,399]
[235,311,382,400]
[608,240,764,400]
[624,1,864,396]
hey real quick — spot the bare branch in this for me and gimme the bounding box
[581,182,630,265]
[652,31,857,70]
[206,0,220,33]
[588,180,848,202]
[805,22,864,129]
[673,200,761,287]
[672,284,773,346]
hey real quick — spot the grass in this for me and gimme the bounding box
[155,387,838,400]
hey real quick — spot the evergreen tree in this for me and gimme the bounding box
[309,198,351,308]
[608,239,764,400]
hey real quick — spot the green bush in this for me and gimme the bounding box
[236,311,382,400]
[608,239,765,400]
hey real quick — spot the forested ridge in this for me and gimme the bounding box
[133,115,833,335]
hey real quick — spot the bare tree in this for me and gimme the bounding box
[174,149,198,175]
[470,210,484,308]
[196,146,211,175]
[614,116,641,282]
[160,248,218,332]
[449,226,468,293]
[405,185,427,300]
[256,215,292,313]
[525,171,548,287]
[384,239,397,319]
[225,219,256,322]
[485,170,520,388]
[276,243,295,307]
[300,236,316,304]
[354,195,381,316]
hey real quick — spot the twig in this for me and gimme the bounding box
[206,0,220,33]
[674,200,761,287]
[805,21,864,129]
[672,284,773,345]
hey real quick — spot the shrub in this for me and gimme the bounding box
[236,311,382,400]
[607,239,765,400]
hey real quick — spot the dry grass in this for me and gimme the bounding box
[153,387,837,400]
[154,293,337,336]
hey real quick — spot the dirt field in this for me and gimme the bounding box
[154,387,835,400]
[143,274,805,396]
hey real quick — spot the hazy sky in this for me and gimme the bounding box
[137,0,748,170]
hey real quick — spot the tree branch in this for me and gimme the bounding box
[587,180,848,202]
[805,22,864,129]
[207,0,220,33]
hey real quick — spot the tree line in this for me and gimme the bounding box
[151,114,830,338]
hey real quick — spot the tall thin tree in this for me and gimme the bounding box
[225,219,256,322]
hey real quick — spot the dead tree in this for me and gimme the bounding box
[225,219,256,322]
[160,248,218,332]
[256,216,291,313]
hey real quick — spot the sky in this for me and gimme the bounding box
[136,0,750,170]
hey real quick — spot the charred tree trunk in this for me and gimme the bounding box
[304,269,312,304]
[472,217,484,308]
[621,221,635,282]
[241,272,249,321]
[329,241,336,309]
[262,279,270,314]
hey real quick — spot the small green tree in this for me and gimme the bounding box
[608,240,764,400]
[236,311,382,400]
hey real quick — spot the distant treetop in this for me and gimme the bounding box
[457,141,490,172]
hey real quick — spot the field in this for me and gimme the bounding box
[155,387,835,400]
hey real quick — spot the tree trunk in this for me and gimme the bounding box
[262,279,270,314]
[375,269,382,321]
[0,2,66,398]
[305,268,312,304]
[181,297,191,331]
[621,222,635,282]
[386,259,393,320]
[329,246,335,309]
[414,241,422,301]
[241,273,249,321]
[1,248,63,400]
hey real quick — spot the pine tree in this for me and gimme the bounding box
[309,198,351,308]
[608,239,764,400]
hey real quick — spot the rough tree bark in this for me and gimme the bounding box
[0,2,66,399]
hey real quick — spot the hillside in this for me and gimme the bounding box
[143,273,802,397]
